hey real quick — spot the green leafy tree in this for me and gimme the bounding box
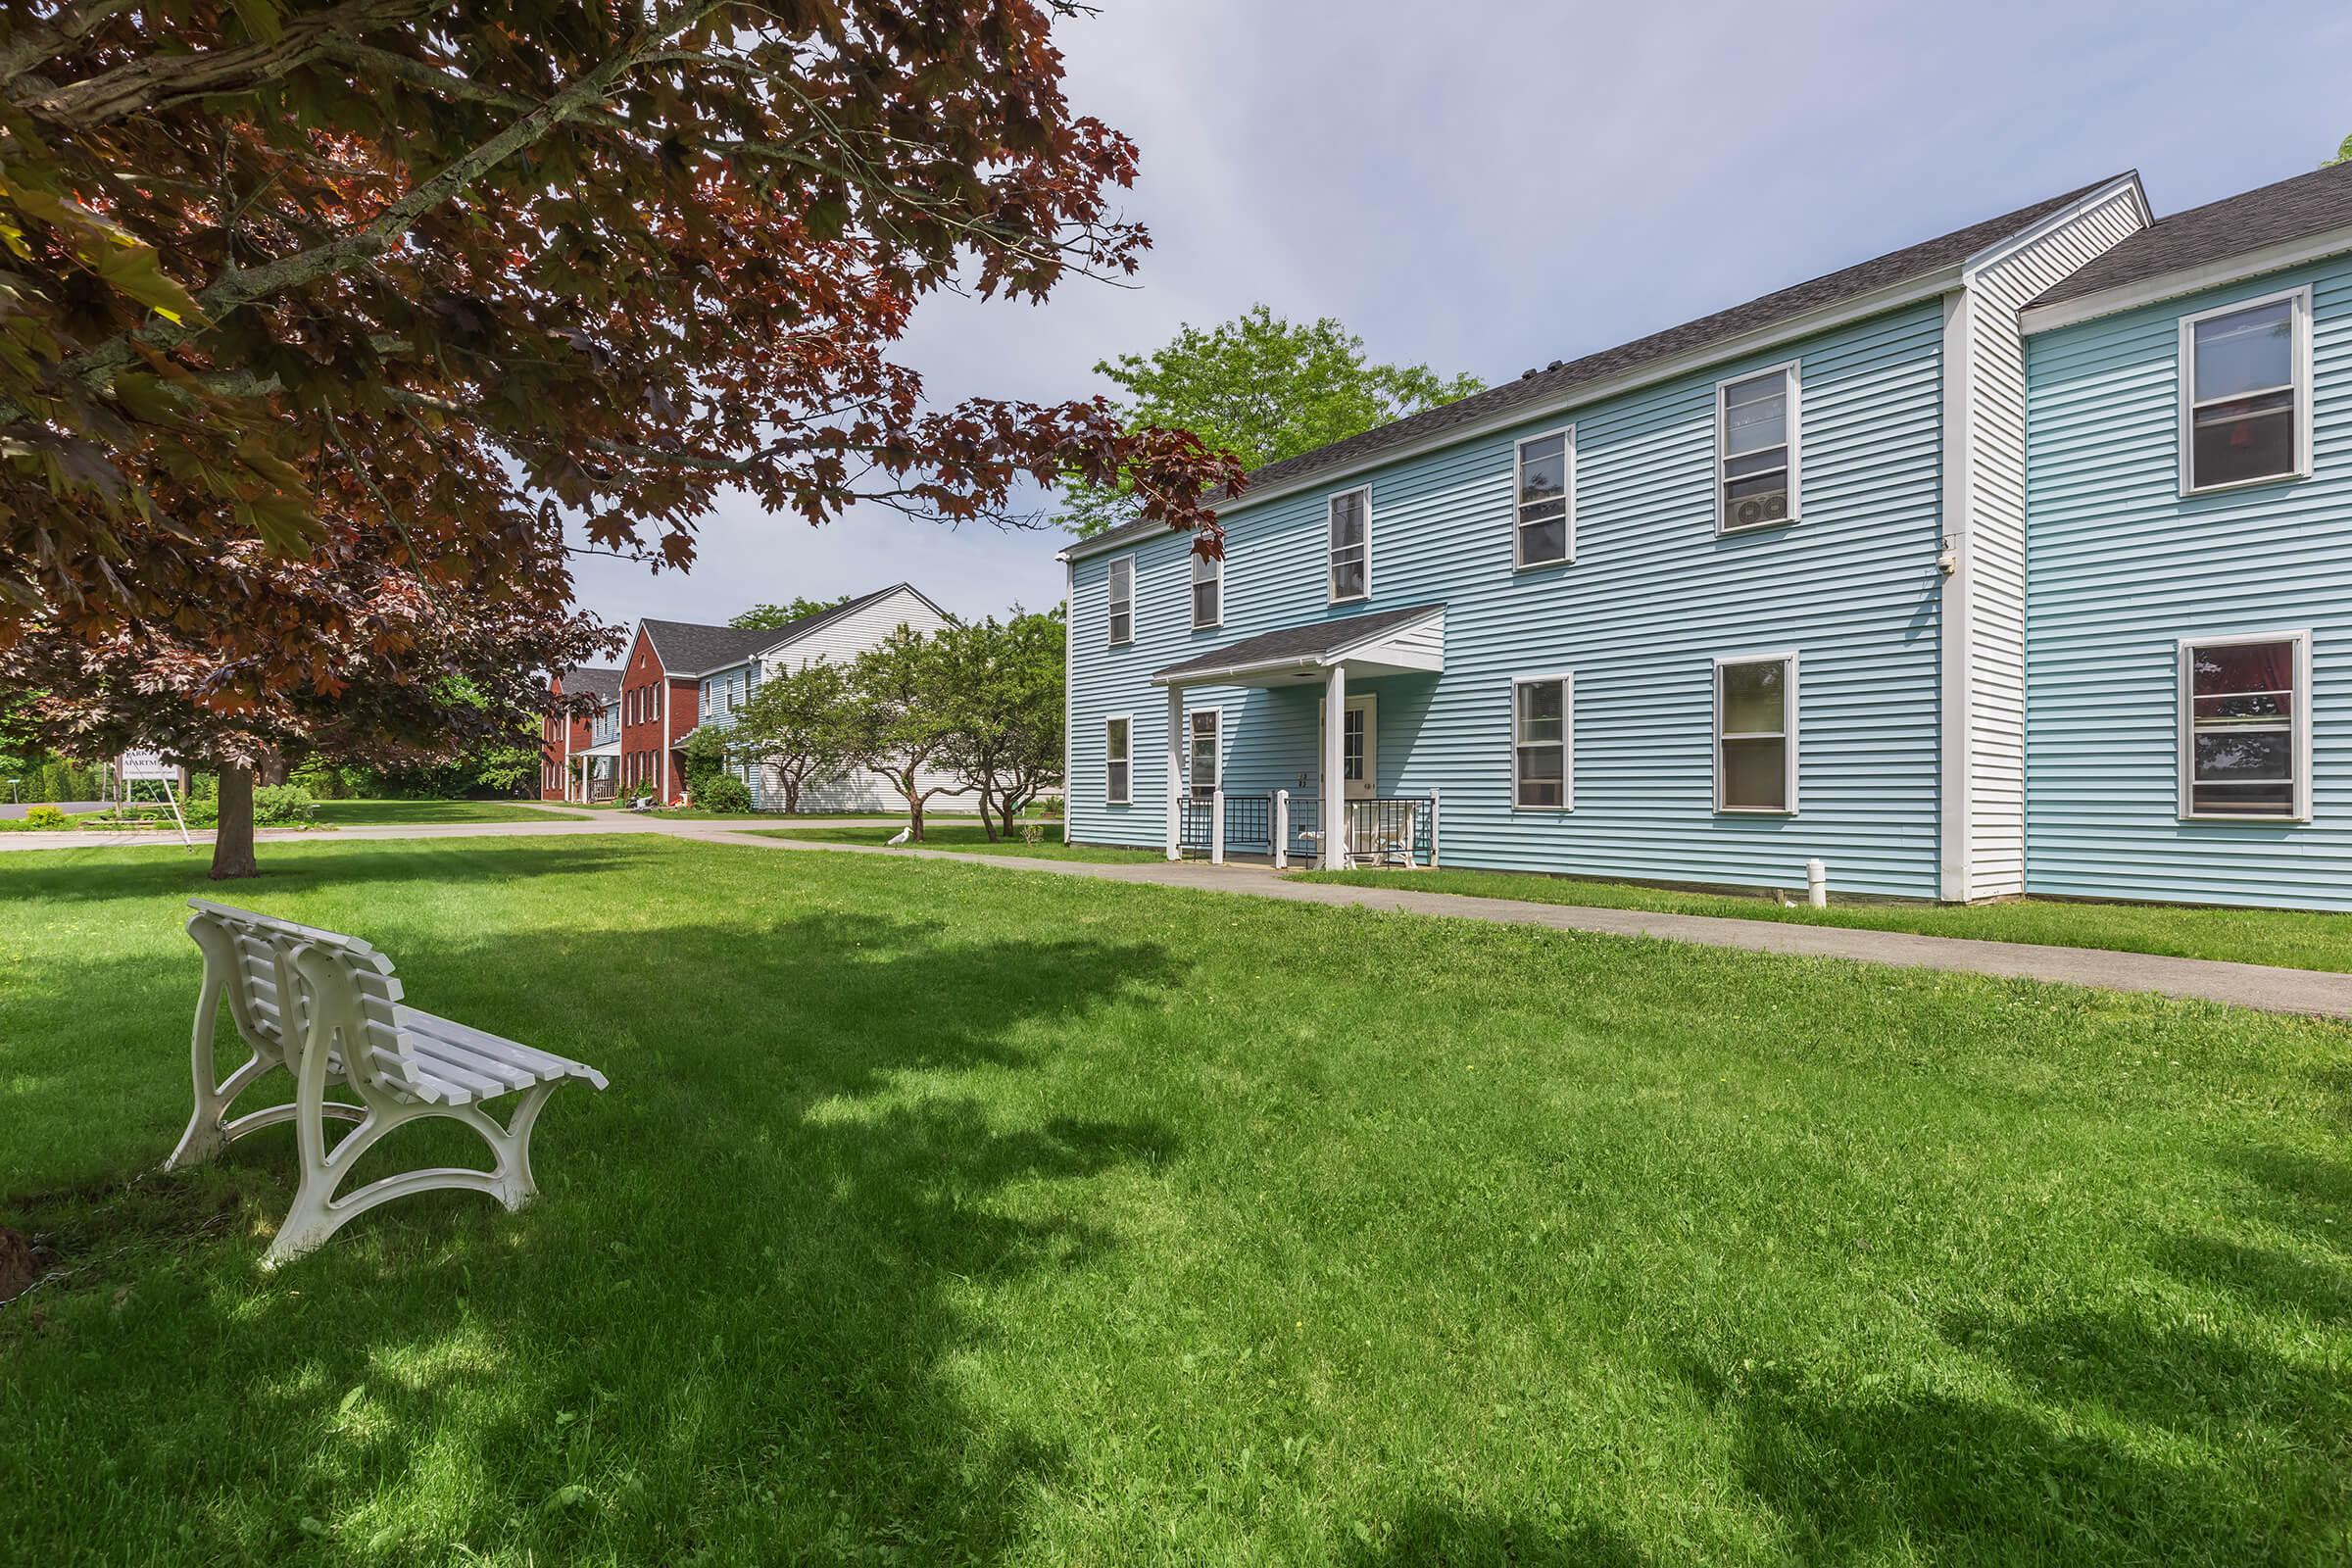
[729,598,853,632]
[681,726,734,804]
[935,611,1065,839]
[728,660,855,814]
[1058,306,1486,536]
[844,628,958,841]
[2330,132,2352,167]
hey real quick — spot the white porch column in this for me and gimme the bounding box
[1321,662,1347,870]
[1164,683,1183,861]
[1273,790,1289,870]
[1210,788,1226,866]
[659,681,671,804]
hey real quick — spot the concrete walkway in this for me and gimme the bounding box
[670,826,2352,1023]
[12,809,2351,1022]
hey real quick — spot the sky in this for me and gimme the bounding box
[566,0,2352,638]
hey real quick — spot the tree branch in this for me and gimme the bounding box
[10,0,451,128]
[0,0,130,88]
[58,5,727,394]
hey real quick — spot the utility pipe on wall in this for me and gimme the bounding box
[1806,858,1828,908]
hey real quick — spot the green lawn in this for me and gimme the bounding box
[311,799,587,825]
[3,837,2347,1564]
[1296,866,2352,974]
[754,820,1153,862]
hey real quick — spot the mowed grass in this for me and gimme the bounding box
[1298,865,2352,973]
[311,799,587,826]
[2,837,2348,1565]
[754,820,1156,862]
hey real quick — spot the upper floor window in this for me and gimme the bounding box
[1107,557,1134,646]
[1716,652,1797,813]
[1514,430,1573,567]
[1717,365,1799,533]
[1192,550,1222,629]
[1104,715,1132,804]
[2180,632,2308,820]
[1328,487,1370,603]
[1512,674,1572,808]
[2181,288,2310,494]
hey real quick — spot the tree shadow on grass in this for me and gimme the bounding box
[4,906,1190,1563]
[4,838,651,906]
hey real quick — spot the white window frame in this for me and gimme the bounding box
[1510,672,1574,810]
[1327,486,1372,604]
[1512,428,1576,569]
[1715,362,1802,535]
[1188,707,1221,801]
[1104,714,1133,805]
[699,679,711,717]
[1191,549,1222,630]
[2177,629,2311,822]
[2178,285,2314,498]
[1106,556,1134,647]
[1713,650,1799,814]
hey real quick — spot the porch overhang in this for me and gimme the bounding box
[1150,604,1444,689]
[574,738,621,760]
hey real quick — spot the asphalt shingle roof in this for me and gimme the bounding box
[1070,176,2128,559]
[638,619,779,676]
[1152,604,1442,683]
[2029,161,2352,312]
[638,583,949,675]
[560,665,622,704]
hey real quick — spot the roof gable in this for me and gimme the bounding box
[638,618,779,676]
[2027,161,2352,317]
[749,582,949,659]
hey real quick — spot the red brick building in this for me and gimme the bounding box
[617,620,776,805]
[540,665,621,802]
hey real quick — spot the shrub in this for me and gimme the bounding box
[253,785,317,825]
[24,804,68,828]
[183,794,219,827]
[696,773,754,814]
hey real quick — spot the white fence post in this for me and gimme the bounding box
[1210,788,1226,866]
[1429,786,1442,869]
[1273,790,1289,870]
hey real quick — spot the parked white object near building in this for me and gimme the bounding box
[168,900,608,1267]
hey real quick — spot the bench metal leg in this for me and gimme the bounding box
[264,1085,561,1269]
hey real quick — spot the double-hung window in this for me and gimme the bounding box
[1192,550,1222,629]
[2181,288,2311,494]
[1189,709,1220,801]
[1107,557,1134,646]
[1717,365,1799,533]
[1328,487,1370,603]
[1716,653,1797,812]
[1512,675,1572,808]
[1514,430,1573,567]
[2180,632,2309,820]
[1105,716,1132,805]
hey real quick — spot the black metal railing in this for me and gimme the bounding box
[1286,796,1434,867]
[1179,797,1213,853]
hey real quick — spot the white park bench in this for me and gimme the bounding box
[166,899,608,1267]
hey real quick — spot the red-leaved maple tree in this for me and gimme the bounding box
[0,0,1241,875]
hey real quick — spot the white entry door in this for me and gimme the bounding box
[1317,693,1377,799]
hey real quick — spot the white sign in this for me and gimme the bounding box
[120,750,175,781]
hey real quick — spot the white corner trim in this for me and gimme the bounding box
[1938,288,1975,902]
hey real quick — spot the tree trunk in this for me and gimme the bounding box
[905,776,925,842]
[975,782,998,840]
[782,776,800,814]
[999,792,1020,839]
[210,763,259,880]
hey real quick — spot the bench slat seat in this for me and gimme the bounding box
[166,899,609,1266]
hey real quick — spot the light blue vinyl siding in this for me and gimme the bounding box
[2025,258,2352,908]
[1067,301,1950,897]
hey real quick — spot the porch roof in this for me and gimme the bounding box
[574,737,621,759]
[1151,604,1445,688]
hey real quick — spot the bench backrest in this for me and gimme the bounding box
[186,900,420,1098]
